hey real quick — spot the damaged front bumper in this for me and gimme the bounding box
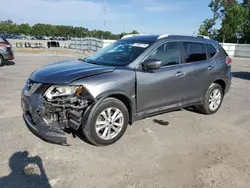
[23,111,68,145]
[21,82,92,145]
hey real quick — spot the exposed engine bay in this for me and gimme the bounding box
[42,88,94,131]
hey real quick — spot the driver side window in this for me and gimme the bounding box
[146,42,181,67]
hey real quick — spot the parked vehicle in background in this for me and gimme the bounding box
[35,35,43,40]
[21,34,232,146]
[42,36,50,40]
[0,35,14,66]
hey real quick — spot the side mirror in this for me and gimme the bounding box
[142,59,162,70]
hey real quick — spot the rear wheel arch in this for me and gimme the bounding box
[198,82,224,115]
[213,79,226,94]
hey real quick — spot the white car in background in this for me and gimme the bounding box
[42,36,50,40]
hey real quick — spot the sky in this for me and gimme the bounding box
[0,0,216,35]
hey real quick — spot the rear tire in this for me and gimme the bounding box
[198,83,224,115]
[83,97,129,146]
[0,56,4,66]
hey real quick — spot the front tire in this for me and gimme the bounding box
[198,83,224,115]
[83,97,129,146]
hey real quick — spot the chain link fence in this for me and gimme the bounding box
[69,37,116,52]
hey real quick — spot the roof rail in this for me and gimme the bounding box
[157,34,169,39]
[197,35,210,39]
[121,34,149,39]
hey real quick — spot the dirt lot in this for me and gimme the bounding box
[0,55,250,188]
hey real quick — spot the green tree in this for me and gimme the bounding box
[198,0,223,38]
[18,24,31,35]
[242,0,250,41]
[131,30,139,34]
[0,20,18,34]
[208,0,237,19]
[198,18,216,37]
[220,3,249,41]
[198,0,250,42]
[0,19,138,40]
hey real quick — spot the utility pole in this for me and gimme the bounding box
[104,0,107,31]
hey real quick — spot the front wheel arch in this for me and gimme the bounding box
[94,91,134,124]
[82,97,129,146]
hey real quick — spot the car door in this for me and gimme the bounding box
[181,41,217,105]
[136,41,185,115]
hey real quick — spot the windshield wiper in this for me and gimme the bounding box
[77,58,85,61]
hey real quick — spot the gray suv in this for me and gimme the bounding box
[0,35,14,66]
[21,34,232,146]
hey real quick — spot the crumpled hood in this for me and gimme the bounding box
[30,59,116,84]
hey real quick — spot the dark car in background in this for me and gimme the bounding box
[21,34,232,146]
[0,35,14,66]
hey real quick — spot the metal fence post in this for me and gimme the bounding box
[80,37,82,50]
[90,38,92,50]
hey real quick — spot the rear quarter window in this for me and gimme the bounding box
[183,42,207,63]
[221,46,229,57]
[206,44,217,59]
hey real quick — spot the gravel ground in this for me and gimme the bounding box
[0,55,250,188]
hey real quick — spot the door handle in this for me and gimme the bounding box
[175,71,184,77]
[208,66,214,70]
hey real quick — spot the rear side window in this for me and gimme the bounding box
[206,44,217,59]
[146,42,181,67]
[183,42,207,63]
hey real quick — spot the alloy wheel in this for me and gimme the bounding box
[208,89,222,111]
[95,107,124,140]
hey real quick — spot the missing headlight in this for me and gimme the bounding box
[44,85,83,100]
[43,86,94,130]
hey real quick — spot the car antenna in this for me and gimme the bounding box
[192,30,196,36]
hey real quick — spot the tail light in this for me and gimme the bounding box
[0,42,10,48]
[226,57,232,66]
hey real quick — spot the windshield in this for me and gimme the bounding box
[85,40,153,66]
